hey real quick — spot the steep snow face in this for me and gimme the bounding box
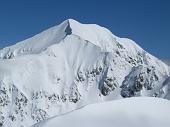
[0,19,170,127]
[33,97,170,127]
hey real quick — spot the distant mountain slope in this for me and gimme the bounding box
[33,97,170,127]
[0,19,170,127]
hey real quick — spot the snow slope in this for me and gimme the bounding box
[33,97,170,127]
[0,19,170,127]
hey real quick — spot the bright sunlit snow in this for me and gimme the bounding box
[33,97,170,127]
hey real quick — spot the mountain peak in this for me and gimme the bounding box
[66,18,80,24]
[0,19,115,58]
[63,19,82,34]
[62,19,83,34]
[64,19,77,35]
[59,18,118,48]
[0,19,146,59]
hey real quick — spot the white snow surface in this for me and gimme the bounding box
[33,97,170,127]
[0,19,170,127]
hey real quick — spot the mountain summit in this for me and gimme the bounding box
[0,18,119,58]
[0,19,170,127]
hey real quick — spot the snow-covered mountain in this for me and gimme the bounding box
[0,19,170,127]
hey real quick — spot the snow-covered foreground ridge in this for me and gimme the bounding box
[33,97,170,127]
[0,19,170,127]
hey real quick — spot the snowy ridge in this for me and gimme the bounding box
[0,19,170,127]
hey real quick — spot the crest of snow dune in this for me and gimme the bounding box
[33,97,170,127]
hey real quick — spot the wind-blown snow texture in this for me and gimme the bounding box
[0,19,170,127]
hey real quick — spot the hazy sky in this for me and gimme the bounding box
[0,0,169,59]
